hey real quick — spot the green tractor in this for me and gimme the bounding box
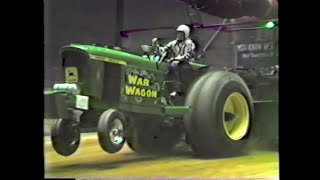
[44,21,278,157]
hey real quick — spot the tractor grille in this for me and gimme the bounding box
[61,49,122,104]
[62,50,103,99]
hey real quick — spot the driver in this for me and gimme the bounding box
[161,24,196,63]
[161,24,196,97]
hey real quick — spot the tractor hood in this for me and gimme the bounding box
[61,44,159,70]
[60,44,207,71]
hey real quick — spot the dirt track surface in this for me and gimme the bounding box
[44,134,279,179]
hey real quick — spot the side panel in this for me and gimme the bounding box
[101,62,122,104]
[119,66,168,115]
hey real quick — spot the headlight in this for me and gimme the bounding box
[53,83,80,95]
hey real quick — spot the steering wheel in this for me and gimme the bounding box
[157,46,177,64]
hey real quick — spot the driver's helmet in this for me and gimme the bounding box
[176,24,190,39]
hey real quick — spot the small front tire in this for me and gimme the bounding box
[97,109,126,153]
[51,118,81,156]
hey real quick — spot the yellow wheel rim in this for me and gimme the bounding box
[223,92,250,141]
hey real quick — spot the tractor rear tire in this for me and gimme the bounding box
[184,70,253,157]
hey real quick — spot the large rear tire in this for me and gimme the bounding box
[184,70,253,157]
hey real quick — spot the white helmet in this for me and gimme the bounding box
[176,24,190,38]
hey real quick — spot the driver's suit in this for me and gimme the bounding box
[162,38,196,62]
[162,38,196,95]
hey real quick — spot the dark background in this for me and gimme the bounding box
[44,0,277,87]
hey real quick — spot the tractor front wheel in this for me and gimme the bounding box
[97,109,126,153]
[51,118,81,156]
